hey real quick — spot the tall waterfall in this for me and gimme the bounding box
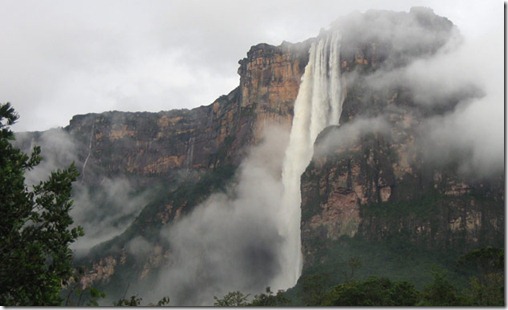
[273,29,345,289]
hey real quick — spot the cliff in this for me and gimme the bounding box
[66,40,310,184]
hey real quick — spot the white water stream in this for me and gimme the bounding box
[273,29,345,289]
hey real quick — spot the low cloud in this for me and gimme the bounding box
[364,32,482,107]
[335,8,503,178]
[70,177,149,255]
[126,236,153,260]
[15,128,79,187]
[420,93,504,177]
[124,126,290,306]
[14,128,147,255]
[336,7,456,63]
[314,116,391,157]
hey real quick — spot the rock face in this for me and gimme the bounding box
[238,41,311,140]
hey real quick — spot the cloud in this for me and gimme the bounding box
[126,236,153,260]
[120,125,290,305]
[14,128,148,255]
[420,91,504,177]
[363,31,484,107]
[404,26,502,177]
[327,6,503,177]
[314,116,391,157]
[336,7,456,62]
[15,129,80,187]
[70,177,149,255]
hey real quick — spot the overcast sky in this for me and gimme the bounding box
[0,0,503,132]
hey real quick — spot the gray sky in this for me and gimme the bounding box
[0,0,503,132]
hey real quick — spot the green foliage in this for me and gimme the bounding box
[87,287,107,306]
[0,103,84,306]
[462,273,504,306]
[344,256,362,282]
[61,268,106,306]
[213,287,291,307]
[298,273,331,306]
[362,192,443,220]
[321,277,419,306]
[211,249,505,307]
[457,247,505,306]
[457,247,504,276]
[213,291,250,306]
[114,295,143,306]
[418,270,460,306]
[114,295,170,306]
[152,296,171,306]
[171,164,236,210]
[248,287,290,307]
[390,281,420,306]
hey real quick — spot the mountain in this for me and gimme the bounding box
[14,7,504,306]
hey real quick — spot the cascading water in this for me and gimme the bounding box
[81,122,94,181]
[273,29,345,289]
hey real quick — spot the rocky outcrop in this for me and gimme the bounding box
[238,41,311,140]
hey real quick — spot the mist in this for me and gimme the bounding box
[399,32,501,177]
[15,129,80,187]
[121,126,290,305]
[14,129,149,256]
[417,30,504,177]
[314,116,391,158]
[320,7,504,178]
[70,177,149,255]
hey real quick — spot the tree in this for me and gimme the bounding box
[249,287,290,306]
[114,295,143,306]
[114,295,170,306]
[418,271,460,306]
[299,273,330,306]
[344,256,362,282]
[62,268,106,306]
[457,247,504,306]
[0,103,84,306]
[213,291,250,306]
[321,277,419,306]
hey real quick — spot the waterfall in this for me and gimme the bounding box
[81,122,95,181]
[186,137,195,169]
[273,30,344,289]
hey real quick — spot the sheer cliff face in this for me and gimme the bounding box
[238,41,310,139]
[66,41,310,186]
